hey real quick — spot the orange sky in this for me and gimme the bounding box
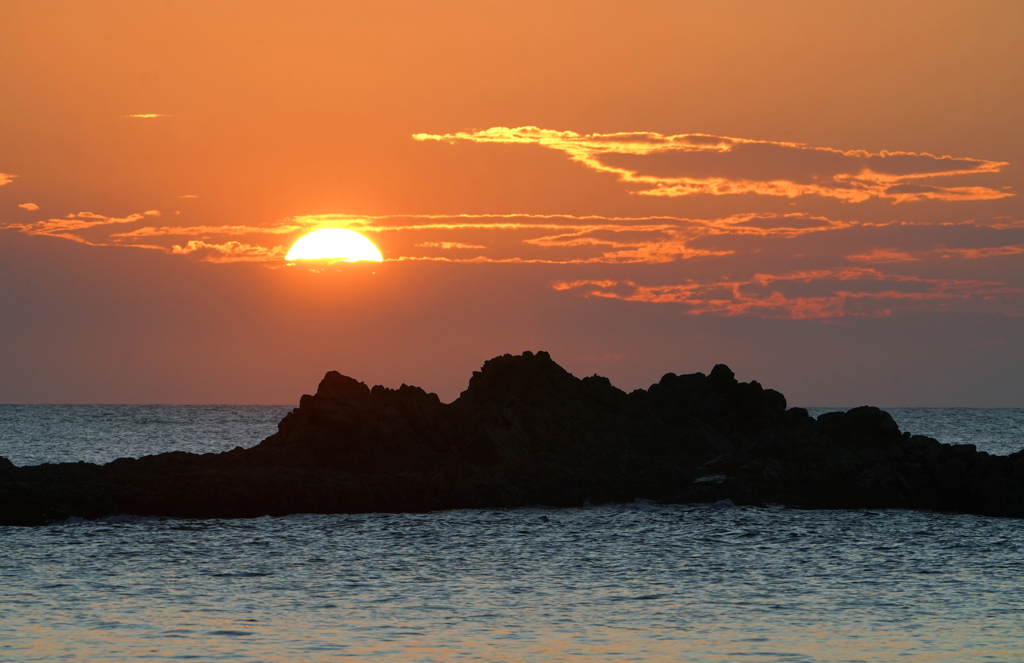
[2,0,1023,405]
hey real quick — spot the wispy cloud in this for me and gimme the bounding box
[297,212,872,264]
[124,114,171,119]
[846,248,921,263]
[4,207,1023,317]
[17,203,39,211]
[934,245,1024,260]
[848,243,1024,263]
[6,209,1023,268]
[415,127,1012,203]
[554,269,1024,319]
[3,210,161,243]
[113,224,306,238]
[0,173,15,186]
[416,241,488,250]
[0,209,295,262]
[170,240,287,263]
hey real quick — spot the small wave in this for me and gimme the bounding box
[101,514,153,524]
[206,630,254,637]
[608,593,666,602]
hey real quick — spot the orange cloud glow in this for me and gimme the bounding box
[4,210,162,243]
[846,248,921,263]
[415,127,1012,203]
[416,241,488,250]
[6,209,1024,278]
[1,213,303,261]
[554,268,1024,319]
[18,203,39,211]
[171,240,287,263]
[0,173,15,186]
[936,245,1024,260]
[4,203,1023,318]
[113,224,306,238]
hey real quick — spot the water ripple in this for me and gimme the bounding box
[5,504,1020,661]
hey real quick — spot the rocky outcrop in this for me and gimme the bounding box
[2,351,1024,525]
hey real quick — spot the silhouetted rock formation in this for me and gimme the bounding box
[3,351,1024,525]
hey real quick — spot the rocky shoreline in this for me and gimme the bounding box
[3,351,1023,525]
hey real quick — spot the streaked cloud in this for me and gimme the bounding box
[113,223,306,238]
[4,211,161,243]
[846,248,921,263]
[18,203,39,211]
[125,114,171,119]
[171,240,286,263]
[934,245,1024,260]
[415,127,1012,203]
[0,173,15,186]
[416,241,488,250]
[847,242,1024,263]
[4,207,1022,318]
[299,212,871,264]
[554,269,1024,319]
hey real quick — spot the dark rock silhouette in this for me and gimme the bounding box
[3,351,1024,525]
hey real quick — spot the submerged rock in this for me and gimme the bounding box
[2,351,1024,525]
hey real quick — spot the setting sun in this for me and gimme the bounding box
[285,228,383,262]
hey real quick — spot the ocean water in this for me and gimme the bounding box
[2,406,1024,662]
[0,405,293,467]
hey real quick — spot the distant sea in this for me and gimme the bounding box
[2,405,1023,662]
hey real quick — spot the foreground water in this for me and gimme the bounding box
[2,406,1023,661]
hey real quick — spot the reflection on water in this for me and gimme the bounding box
[3,504,1023,662]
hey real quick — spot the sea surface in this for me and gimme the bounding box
[2,406,1023,662]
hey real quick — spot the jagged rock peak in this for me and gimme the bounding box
[316,370,371,402]
[707,363,737,389]
[457,350,582,406]
[312,372,442,410]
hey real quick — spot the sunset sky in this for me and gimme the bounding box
[2,0,1023,406]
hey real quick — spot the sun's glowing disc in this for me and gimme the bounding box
[286,228,383,262]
